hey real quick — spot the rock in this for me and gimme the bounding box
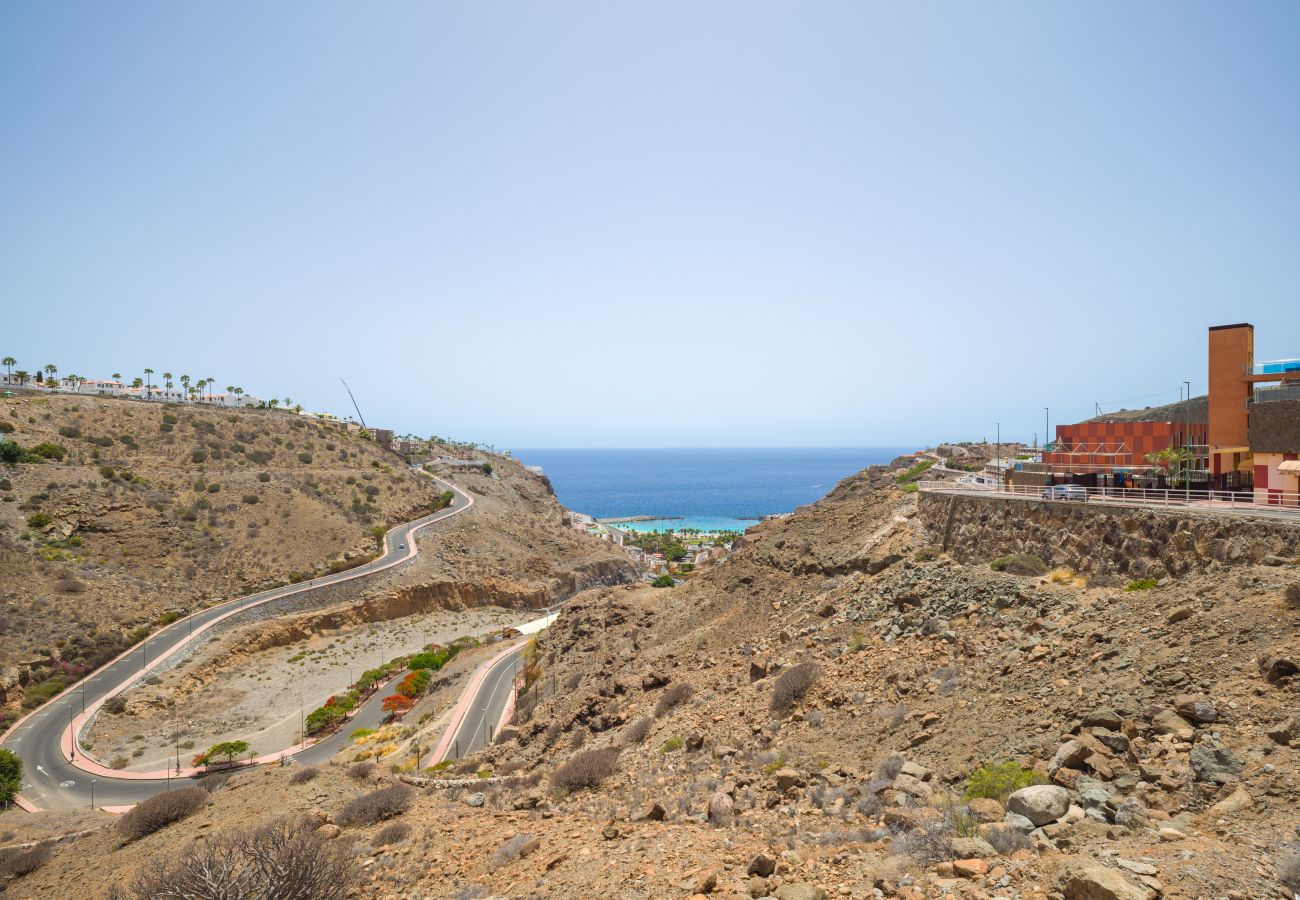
[693,869,719,894]
[641,671,669,690]
[464,792,485,807]
[1209,786,1253,815]
[891,773,932,800]
[1165,606,1194,625]
[306,807,329,827]
[686,733,705,751]
[771,768,804,793]
[967,797,1004,823]
[1258,653,1298,684]
[317,823,341,839]
[1060,863,1156,899]
[1149,709,1194,741]
[953,858,990,878]
[1006,784,1070,826]
[747,853,776,877]
[1003,812,1036,833]
[1158,827,1186,842]
[1051,739,1091,775]
[1115,859,1158,877]
[635,802,666,822]
[712,746,740,759]
[882,809,921,831]
[899,760,931,781]
[749,661,768,683]
[774,885,827,900]
[602,825,619,840]
[1265,716,1300,746]
[951,837,997,858]
[1173,694,1218,723]
[1113,796,1148,828]
[1082,708,1123,731]
[1189,737,1243,784]
[707,792,734,827]
[747,876,769,898]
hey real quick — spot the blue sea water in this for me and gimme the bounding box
[512,448,910,531]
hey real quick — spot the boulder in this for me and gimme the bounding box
[966,797,1004,823]
[1082,708,1123,731]
[641,671,669,690]
[316,823,341,839]
[1113,796,1148,828]
[1173,695,1218,724]
[464,792,485,808]
[1189,737,1243,784]
[1006,784,1070,826]
[1208,786,1253,815]
[635,802,666,822]
[1265,716,1300,746]
[1050,739,1091,775]
[950,837,997,858]
[771,768,804,793]
[953,858,990,878]
[1003,812,1036,833]
[1150,709,1194,741]
[746,853,776,877]
[1060,863,1156,900]
[891,773,932,800]
[1258,653,1298,684]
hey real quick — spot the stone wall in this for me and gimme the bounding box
[917,492,1300,578]
[1247,397,1300,454]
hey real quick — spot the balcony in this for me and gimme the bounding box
[1247,358,1300,376]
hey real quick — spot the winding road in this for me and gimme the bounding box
[1,471,478,812]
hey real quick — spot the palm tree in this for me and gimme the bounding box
[163,372,173,390]
[131,377,143,389]
[13,370,29,386]
[268,398,279,409]
[43,364,57,383]
[144,368,154,394]
[111,373,122,384]
[2,357,14,381]
[206,377,215,400]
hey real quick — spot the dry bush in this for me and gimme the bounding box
[289,766,320,785]
[0,841,53,879]
[118,787,208,841]
[372,821,410,846]
[111,816,356,900]
[550,747,619,794]
[55,575,85,594]
[199,773,228,793]
[985,825,1034,855]
[623,716,654,745]
[1279,851,1300,891]
[889,818,954,866]
[103,695,127,715]
[1286,583,1300,610]
[653,683,694,718]
[337,784,413,827]
[348,761,374,780]
[487,832,537,872]
[771,662,822,711]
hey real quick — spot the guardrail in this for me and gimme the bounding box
[916,480,1300,515]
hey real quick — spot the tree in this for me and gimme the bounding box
[132,377,143,389]
[651,574,675,588]
[203,740,250,765]
[13,370,29,386]
[1,357,14,381]
[112,372,122,382]
[163,371,173,390]
[1146,446,1194,486]
[381,694,413,715]
[0,747,22,803]
[268,398,279,409]
[144,368,154,393]
[43,364,57,381]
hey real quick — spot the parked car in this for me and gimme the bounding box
[1042,484,1087,501]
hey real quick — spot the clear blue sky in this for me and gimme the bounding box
[4,2,1299,448]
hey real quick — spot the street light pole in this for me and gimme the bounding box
[90,778,96,810]
[69,707,75,761]
[995,423,1001,483]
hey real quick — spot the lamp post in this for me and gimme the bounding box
[69,707,75,761]
[995,422,1001,483]
[1044,408,1051,485]
[90,778,96,810]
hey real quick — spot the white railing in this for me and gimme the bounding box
[916,479,1300,515]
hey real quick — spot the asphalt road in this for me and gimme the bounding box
[1,472,472,812]
[439,645,523,762]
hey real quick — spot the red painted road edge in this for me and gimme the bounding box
[431,639,527,764]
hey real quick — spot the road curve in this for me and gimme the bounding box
[0,470,474,812]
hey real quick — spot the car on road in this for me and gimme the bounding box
[1042,484,1087,501]
[399,543,406,550]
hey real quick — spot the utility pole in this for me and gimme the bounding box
[69,707,75,761]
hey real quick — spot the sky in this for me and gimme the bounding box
[3,2,1299,448]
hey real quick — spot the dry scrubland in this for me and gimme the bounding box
[5,456,1300,898]
[0,393,635,726]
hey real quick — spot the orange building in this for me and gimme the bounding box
[1043,419,1206,473]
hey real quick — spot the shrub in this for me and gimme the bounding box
[650,574,675,588]
[653,683,694,717]
[771,662,822,711]
[56,574,85,593]
[190,450,207,464]
[29,442,66,461]
[373,821,411,846]
[0,841,52,879]
[890,818,954,866]
[117,786,208,841]
[1287,582,1300,609]
[989,553,1049,576]
[297,452,313,464]
[986,825,1034,855]
[241,494,259,504]
[258,471,271,482]
[660,736,684,753]
[337,784,413,827]
[116,815,357,900]
[25,512,51,529]
[58,424,81,438]
[1125,578,1158,592]
[964,761,1046,802]
[900,482,919,493]
[1279,851,1300,892]
[550,747,619,794]
[199,773,229,793]
[289,766,320,785]
[0,747,23,804]
[348,761,375,780]
[487,832,537,872]
[103,695,127,714]
[623,716,654,745]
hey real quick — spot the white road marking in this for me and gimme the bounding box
[59,780,75,788]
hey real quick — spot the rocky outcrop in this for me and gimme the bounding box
[918,492,1300,576]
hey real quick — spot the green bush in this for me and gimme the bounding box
[191,450,207,464]
[242,494,259,504]
[297,452,313,464]
[660,736,683,753]
[900,482,919,493]
[964,761,1046,801]
[29,442,66,461]
[258,472,271,482]
[651,574,674,588]
[895,459,935,483]
[989,553,1049,576]
[0,747,24,804]
[58,425,81,438]
[1125,578,1158,591]
[26,512,51,528]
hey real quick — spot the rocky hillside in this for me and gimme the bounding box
[5,463,1300,899]
[0,393,633,723]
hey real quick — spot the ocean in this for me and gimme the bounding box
[511,448,911,531]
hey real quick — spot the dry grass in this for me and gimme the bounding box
[337,784,413,827]
[0,841,53,879]
[653,683,694,718]
[289,766,320,784]
[118,787,208,841]
[771,662,822,711]
[551,747,619,794]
